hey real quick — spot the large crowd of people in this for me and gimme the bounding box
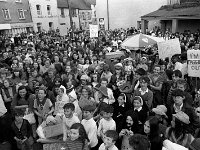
[0,27,200,150]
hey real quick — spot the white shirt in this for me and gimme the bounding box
[99,143,118,150]
[81,118,98,148]
[107,88,115,104]
[0,94,7,117]
[139,88,149,95]
[63,114,80,141]
[97,118,116,137]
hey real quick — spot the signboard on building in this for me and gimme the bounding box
[157,38,181,60]
[187,50,200,77]
[90,24,98,38]
[99,18,105,30]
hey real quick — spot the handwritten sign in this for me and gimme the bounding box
[187,50,200,77]
[157,38,181,60]
[90,24,98,38]
[54,101,66,115]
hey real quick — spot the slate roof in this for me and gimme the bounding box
[57,0,94,10]
[141,4,200,19]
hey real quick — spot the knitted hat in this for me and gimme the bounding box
[133,96,143,106]
[80,74,89,80]
[173,111,190,125]
[114,63,123,69]
[152,105,168,118]
[82,104,96,112]
[135,68,146,76]
[189,138,200,150]
[69,89,77,100]
[97,86,108,97]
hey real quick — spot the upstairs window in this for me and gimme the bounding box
[47,5,51,16]
[2,9,11,20]
[36,4,42,15]
[18,9,25,19]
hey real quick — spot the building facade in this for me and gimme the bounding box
[95,0,167,30]
[57,0,92,36]
[28,0,59,32]
[0,0,33,35]
[141,0,200,33]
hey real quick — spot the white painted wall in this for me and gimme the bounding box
[29,0,59,32]
[57,8,80,36]
[95,0,167,30]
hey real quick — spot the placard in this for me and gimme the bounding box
[157,38,181,59]
[43,123,63,138]
[90,24,98,38]
[187,50,200,77]
[54,101,66,115]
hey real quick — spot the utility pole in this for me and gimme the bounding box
[107,0,110,30]
[67,0,74,39]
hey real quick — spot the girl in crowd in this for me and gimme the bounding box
[144,116,163,150]
[63,123,89,150]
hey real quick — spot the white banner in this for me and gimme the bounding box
[90,24,98,38]
[187,50,200,77]
[158,38,181,60]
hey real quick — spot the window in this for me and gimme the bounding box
[71,9,77,17]
[60,8,65,17]
[49,22,53,30]
[47,5,51,16]
[36,5,42,15]
[37,23,42,32]
[18,9,25,19]
[2,9,10,20]
[15,0,22,2]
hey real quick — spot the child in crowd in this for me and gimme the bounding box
[97,104,116,140]
[69,89,82,120]
[129,134,150,150]
[133,76,153,110]
[11,109,33,150]
[130,96,148,133]
[112,93,130,131]
[63,103,80,141]
[54,85,69,116]
[99,130,119,150]
[81,105,98,150]
[33,87,54,125]
[63,123,89,150]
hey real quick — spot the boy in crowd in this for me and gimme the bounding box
[81,105,98,150]
[98,104,116,139]
[62,103,80,141]
[99,130,118,150]
[129,134,150,150]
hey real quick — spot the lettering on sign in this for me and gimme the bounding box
[187,50,200,77]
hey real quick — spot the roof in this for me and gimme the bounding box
[141,4,200,20]
[57,0,93,10]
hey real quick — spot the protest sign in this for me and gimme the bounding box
[54,101,66,115]
[187,50,200,77]
[157,38,181,60]
[43,123,63,138]
[90,24,98,38]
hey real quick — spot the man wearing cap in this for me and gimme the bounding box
[168,89,200,135]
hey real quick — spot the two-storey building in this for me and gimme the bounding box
[28,0,59,32]
[0,0,33,35]
[57,0,92,36]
